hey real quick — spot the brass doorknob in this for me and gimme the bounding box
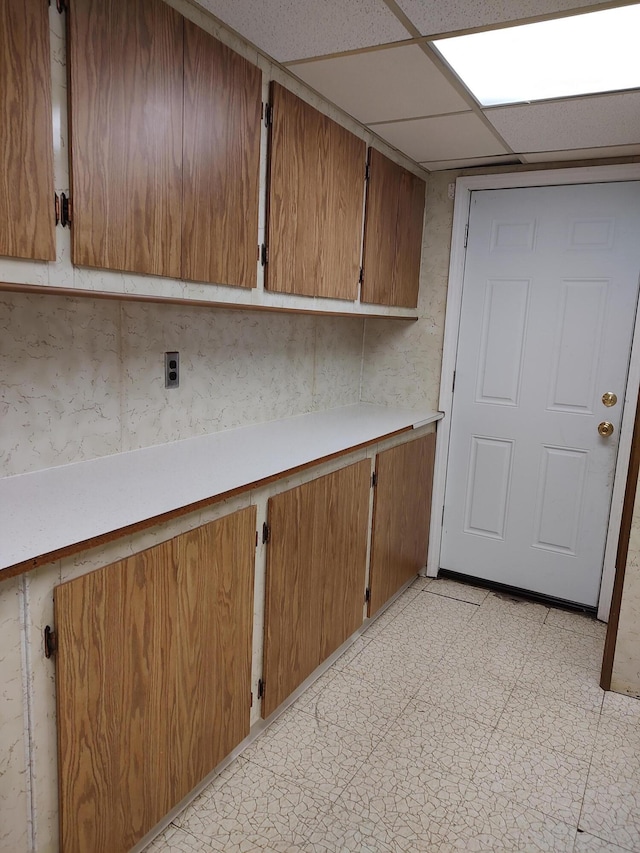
[598,421,614,437]
[602,392,618,407]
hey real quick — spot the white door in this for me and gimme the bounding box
[441,182,640,607]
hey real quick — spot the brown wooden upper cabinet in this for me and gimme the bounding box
[0,0,55,261]
[182,21,261,288]
[68,0,261,287]
[265,83,366,300]
[361,148,426,309]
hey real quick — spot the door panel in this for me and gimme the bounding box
[55,508,256,853]
[442,183,640,606]
[0,0,55,260]
[68,0,183,277]
[182,21,261,287]
[265,82,365,300]
[368,433,436,616]
[262,461,370,717]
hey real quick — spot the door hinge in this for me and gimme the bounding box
[260,243,269,266]
[264,103,273,127]
[44,625,57,658]
[464,223,469,248]
[371,471,378,488]
[262,522,271,544]
[257,678,265,700]
[364,587,371,604]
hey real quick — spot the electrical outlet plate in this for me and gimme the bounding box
[165,352,179,388]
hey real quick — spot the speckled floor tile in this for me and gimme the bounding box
[383,700,493,780]
[573,830,634,852]
[442,631,532,688]
[145,825,217,852]
[296,669,411,737]
[339,634,436,696]
[516,656,605,713]
[410,574,432,591]
[423,578,490,605]
[174,759,327,851]
[579,768,640,851]
[299,799,396,852]
[472,729,589,824]
[591,717,640,778]
[532,625,605,672]
[340,751,468,852]
[447,785,577,852]
[544,609,608,639]
[239,708,377,800]
[413,660,516,728]
[496,686,600,761]
[331,635,373,671]
[364,588,421,639]
[601,691,640,723]
[475,592,550,624]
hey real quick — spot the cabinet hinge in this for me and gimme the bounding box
[365,162,371,182]
[58,192,72,227]
[250,691,253,707]
[359,267,364,286]
[371,471,378,488]
[257,678,265,700]
[452,369,456,394]
[264,103,273,127]
[54,193,60,226]
[260,243,269,266]
[262,522,271,544]
[51,0,67,13]
[44,625,57,658]
[364,587,371,604]
[464,223,469,248]
[255,530,259,548]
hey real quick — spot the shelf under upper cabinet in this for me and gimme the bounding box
[0,404,442,576]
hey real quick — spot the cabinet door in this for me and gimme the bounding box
[361,148,425,308]
[182,21,261,288]
[68,0,183,277]
[368,433,436,616]
[265,82,365,300]
[262,461,370,717]
[54,507,256,853]
[0,0,55,260]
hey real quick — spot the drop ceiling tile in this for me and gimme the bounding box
[196,0,411,62]
[371,113,508,163]
[288,45,469,124]
[521,144,640,163]
[395,0,614,36]
[484,92,640,153]
[420,155,523,171]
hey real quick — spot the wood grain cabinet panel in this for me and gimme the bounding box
[262,460,370,717]
[368,433,436,617]
[54,507,256,853]
[361,148,426,308]
[266,82,366,301]
[0,0,55,260]
[68,0,184,277]
[182,21,261,287]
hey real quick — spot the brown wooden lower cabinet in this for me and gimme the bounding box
[54,506,256,853]
[261,460,371,717]
[368,433,436,617]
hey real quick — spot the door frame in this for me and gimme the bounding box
[427,164,640,621]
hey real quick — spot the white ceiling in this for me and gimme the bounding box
[195,0,640,172]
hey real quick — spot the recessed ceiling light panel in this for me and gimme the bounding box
[432,4,640,106]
